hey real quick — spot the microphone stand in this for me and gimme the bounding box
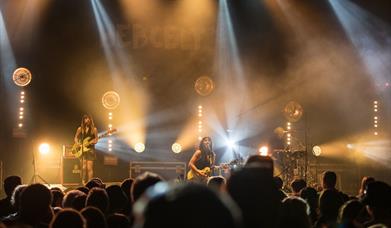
[80,129,85,185]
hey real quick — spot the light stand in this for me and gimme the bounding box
[30,147,50,186]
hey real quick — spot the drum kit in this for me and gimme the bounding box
[274,101,309,189]
[273,148,306,188]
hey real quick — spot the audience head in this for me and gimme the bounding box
[280,196,311,228]
[227,167,281,228]
[338,200,365,225]
[86,187,109,214]
[106,185,128,214]
[62,190,86,209]
[322,171,337,190]
[273,176,284,190]
[85,178,105,190]
[50,208,86,228]
[4,176,22,197]
[131,172,163,202]
[11,184,27,211]
[359,176,375,197]
[20,183,53,226]
[245,155,274,177]
[120,178,134,200]
[133,182,241,228]
[51,189,65,208]
[300,187,319,223]
[291,179,307,195]
[361,181,391,212]
[207,176,226,192]
[76,186,90,195]
[81,206,107,228]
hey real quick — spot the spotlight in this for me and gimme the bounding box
[134,143,145,153]
[346,144,353,149]
[18,123,23,128]
[312,145,322,157]
[39,143,50,155]
[259,146,268,156]
[171,143,182,154]
[226,140,236,149]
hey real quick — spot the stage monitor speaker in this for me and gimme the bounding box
[129,161,186,181]
[61,157,81,186]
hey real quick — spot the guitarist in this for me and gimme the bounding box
[74,114,98,183]
[188,136,215,183]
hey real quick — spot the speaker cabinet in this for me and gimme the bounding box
[61,157,81,186]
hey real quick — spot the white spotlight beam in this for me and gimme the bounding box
[0,11,17,90]
[329,0,391,88]
[216,0,248,132]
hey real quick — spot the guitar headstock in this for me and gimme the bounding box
[108,128,117,134]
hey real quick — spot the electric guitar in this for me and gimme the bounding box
[71,129,117,158]
[187,167,211,182]
[187,163,230,182]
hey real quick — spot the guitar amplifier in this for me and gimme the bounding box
[129,161,186,181]
[61,157,81,185]
[63,145,76,158]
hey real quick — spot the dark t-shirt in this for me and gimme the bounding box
[0,197,16,218]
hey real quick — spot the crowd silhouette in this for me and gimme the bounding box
[0,155,390,228]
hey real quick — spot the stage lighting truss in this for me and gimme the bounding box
[373,100,379,136]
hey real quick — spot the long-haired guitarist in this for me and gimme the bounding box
[74,114,98,183]
[187,136,216,183]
